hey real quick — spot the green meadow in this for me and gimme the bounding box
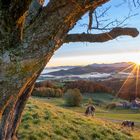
[35,93,140,124]
[18,93,140,140]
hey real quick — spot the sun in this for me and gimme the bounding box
[133,60,140,66]
[129,53,140,66]
[116,60,140,98]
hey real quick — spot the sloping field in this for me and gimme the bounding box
[18,98,140,140]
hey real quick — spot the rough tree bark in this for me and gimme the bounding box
[0,0,139,140]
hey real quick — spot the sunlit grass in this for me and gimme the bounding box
[96,112,140,123]
[18,98,135,140]
[35,95,140,123]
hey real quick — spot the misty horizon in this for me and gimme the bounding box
[46,61,135,68]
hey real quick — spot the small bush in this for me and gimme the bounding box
[64,88,82,106]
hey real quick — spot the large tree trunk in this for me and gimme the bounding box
[0,0,110,139]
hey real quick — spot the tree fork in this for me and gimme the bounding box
[0,1,110,139]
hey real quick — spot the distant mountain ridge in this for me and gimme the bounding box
[89,62,132,68]
[47,62,134,76]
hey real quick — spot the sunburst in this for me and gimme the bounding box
[116,63,140,99]
[135,65,139,97]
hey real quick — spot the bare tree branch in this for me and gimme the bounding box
[64,27,139,43]
[115,0,140,8]
[88,9,94,31]
[91,9,138,31]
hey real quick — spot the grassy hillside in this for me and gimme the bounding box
[33,93,140,126]
[18,98,139,140]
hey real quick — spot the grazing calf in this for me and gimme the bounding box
[121,120,135,130]
[85,105,96,116]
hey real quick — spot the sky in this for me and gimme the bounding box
[44,0,140,67]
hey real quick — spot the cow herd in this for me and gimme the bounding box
[85,105,135,130]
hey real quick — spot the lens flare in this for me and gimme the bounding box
[115,62,140,99]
